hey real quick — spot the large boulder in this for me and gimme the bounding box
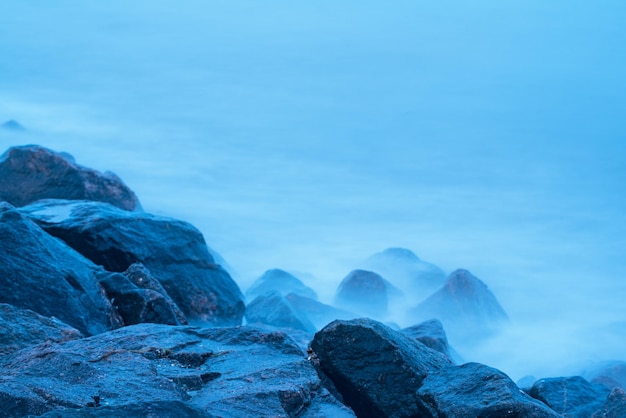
[310,318,452,417]
[361,247,446,301]
[285,293,355,330]
[529,376,611,417]
[592,387,626,418]
[408,269,508,342]
[0,323,355,418]
[334,270,396,319]
[246,268,318,302]
[20,199,245,326]
[245,291,317,333]
[0,145,141,211]
[0,303,82,355]
[416,363,560,417]
[0,202,122,335]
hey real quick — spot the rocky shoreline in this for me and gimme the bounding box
[0,145,624,417]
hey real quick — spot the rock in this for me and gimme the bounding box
[361,247,446,301]
[0,303,82,355]
[245,291,317,333]
[334,269,395,318]
[246,268,318,302]
[0,202,122,335]
[402,319,460,363]
[582,360,626,390]
[99,272,187,326]
[0,323,354,418]
[529,376,611,417]
[285,293,355,330]
[20,199,245,326]
[416,362,560,417]
[310,318,452,417]
[0,144,141,211]
[408,268,508,342]
[0,120,25,132]
[592,387,626,418]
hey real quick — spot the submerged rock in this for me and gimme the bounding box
[0,323,354,418]
[245,291,317,333]
[0,144,141,211]
[285,293,355,330]
[246,268,318,302]
[0,119,25,132]
[408,269,508,342]
[0,202,122,335]
[21,199,245,326]
[334,269,395,319]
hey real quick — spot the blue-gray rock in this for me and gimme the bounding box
[0,120,25,132]
[285,292,355,330]
[0,202,123,335]
[245,291,317,333]
[20,199,245,326]
[529,376,611,417]
[592,387,626,418]
[334,270,394,319]
[582,360,626,390]
[246,268,318,301]
[0,144,141,211]
[0,303,82,355]
[0,323,354,418]
[310,318,452,418]
[402,319,462,363]
[417,363,560,417]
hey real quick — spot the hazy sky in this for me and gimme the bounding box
[1,1,625,380]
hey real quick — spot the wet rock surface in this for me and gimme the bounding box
[0,145,141,211]
[529,376,611,417]
[402,319,460,363]
[0,323,354,418]
[20,199,245,326]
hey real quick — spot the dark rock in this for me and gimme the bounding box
[33,401,214,417]
[361,247,446,301]
[334,269,393,318]
[529,376,610,417]
[408,268,508,342]
[0,202,122,335]
[592,387,626,418]
[123,263,188,324]
[246,268,318,301]
[285,293,355,330]
[99,273,187,326]
[245,291,317,333]
[1,120,25,132]
[0,303,82,355]
[583,360,626,390]
[0,323,354,417]
[402,319,461,363]
[20,199,245,326]
[310,318,452,417]
[0,144,141,211]
[416,362,560,417]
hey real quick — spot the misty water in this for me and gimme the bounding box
[1,1,625,382]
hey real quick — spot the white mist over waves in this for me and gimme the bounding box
[2,0,625,382]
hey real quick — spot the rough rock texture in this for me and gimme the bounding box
[310,318,452,417]
[402,319,457,362]
[33,401,214,417]
[409,269,508,342]
[529,376,610,417]
[285,293,355,330]
[0,145,141,211]
[416,362,561,417]
[592,387,626,418]
[0,323,354,418]
[361,247,446,300]
[246,269,318,301]
[21,199,245,326]
[245,291,317,333]
[334,270,393,318]
[0,202,122,335]
[0,303,82,355]
[99,273,187,326]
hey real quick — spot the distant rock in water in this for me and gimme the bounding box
[246,269,318,302]
[1,119,25,131]
[245,291,317,333]
[285,293,355,330]
[0,144,141,211]
[402,319,462,363]
[334,269,395,319]
[408,269,508,341]
[361,247,446,303]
